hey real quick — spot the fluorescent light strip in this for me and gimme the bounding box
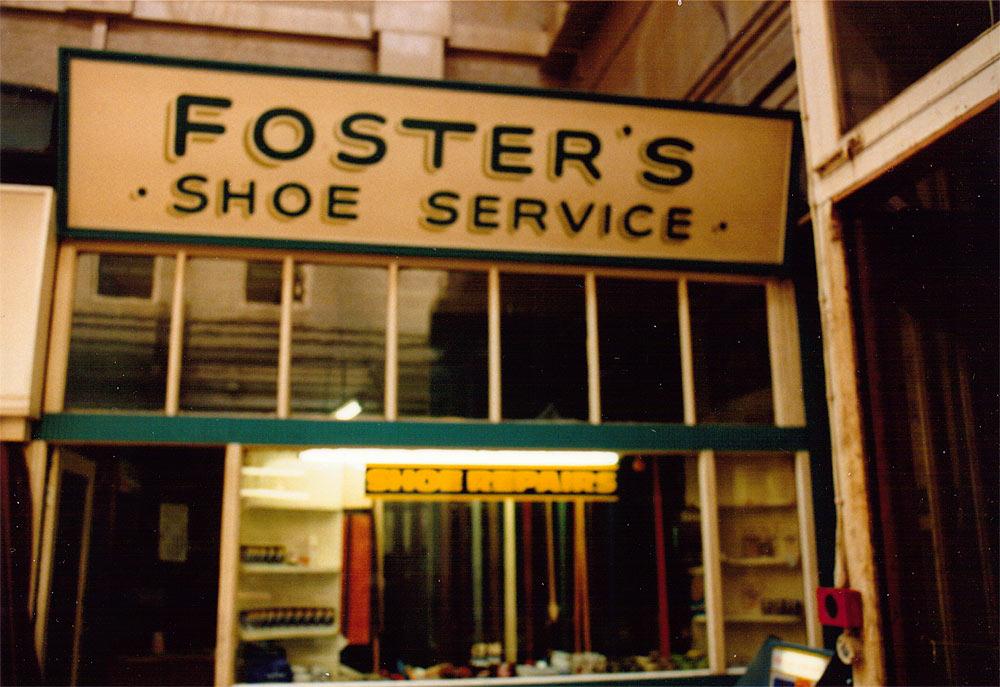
[299,448,619,468]
[241,466,305,478]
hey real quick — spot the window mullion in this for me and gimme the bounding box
[44,245,77,413]
[698,449,725,673]
[164,250,186,416]
[385,261,399,421]
[488,267,501,423]
[277,256,294,419]
[678,278,696,425]
[585,271,601,424]
[766,279,823,646]
[681,276,725,672]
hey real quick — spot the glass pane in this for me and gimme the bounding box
[290,264,386,417]
[831,1,997,131]
[597,278,683,422]
[245,261,283,305]
[97,254,154,298]
[397,269,488,419]
[715,452,805,668]
[381,501,506,668]
[689,282,773,423]
[500,273,587,420]
[180,257,278,413]
[65,252,173,410]
[378,457,704,675]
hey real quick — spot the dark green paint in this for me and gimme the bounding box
[34,413,809,451]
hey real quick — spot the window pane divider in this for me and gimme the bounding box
[766,280,822,646]
[678,278,696,426]
[681,276,725,672]
[698,449,724,672]
[43,245,77,413]
[165,250,186,416]
[585,272,601,424]
[488,267,501,423]
[385,261,399,420]
[277,256,294,419]
[214,443,243,687]
[503,498,518,663]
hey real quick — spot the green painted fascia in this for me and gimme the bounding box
[34,413,809,452]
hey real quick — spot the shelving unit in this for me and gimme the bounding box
[694,613,801,625]
[687,453,808,668]
[239,626,341,642]
[240,564,342,575]
[235,450,348,683]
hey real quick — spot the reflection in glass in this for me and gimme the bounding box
[714,452,804,667]
[397,269,488,418]
[689,283,773,423]
[380,501,504,667]
[375,456,705,673]
[290,264,386,417]
[179,257,279,413]
[65,252,173,410]
[500,273,587,420]
[597,278,683,422]
[831,1,996,131]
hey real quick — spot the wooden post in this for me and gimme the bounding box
[766,280,822,647]
[810,202,885,684]
[42,245,76,413]
[384,261,398,420]
[277,256,294,418]
[214,444,242,687]
[164,251,186,416]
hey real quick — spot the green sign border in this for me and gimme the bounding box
[57,47,803,276]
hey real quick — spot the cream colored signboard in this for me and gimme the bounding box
[62,50,795,265]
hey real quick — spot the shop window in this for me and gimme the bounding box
[234,449,707,679]
[180,257,279,413]
[245,261,305,305]
[830,1,998,131]
[96,254,155,299]
[597,278,683,422]
[500,273,588,421]
[689,282,774,423]
[290,264,386,418]
[397,268,488,419]
[65,252,173,410]
[0,82,57,185]
[713,452,806,667]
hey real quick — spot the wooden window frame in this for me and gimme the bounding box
[792,2,1000,206]
[44,240,822,677]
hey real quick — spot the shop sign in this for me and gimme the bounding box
[61,50,796,267]
[365,466,617,501]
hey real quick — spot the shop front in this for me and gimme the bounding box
[21,48,832,686]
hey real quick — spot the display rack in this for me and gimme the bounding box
[687,453,808,667]
[235,453,347,682]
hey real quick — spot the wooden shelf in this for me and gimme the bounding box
[241,563,341,575]
[241,499,341,512]
[239,625,339,641]
[694,613,801,625]
[718,501,796,509]
[721,555,800,568]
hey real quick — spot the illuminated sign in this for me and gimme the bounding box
[365,466,617,501]
[61,49,796,266]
